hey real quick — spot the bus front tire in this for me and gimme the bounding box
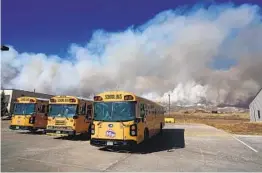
[144,128,149,142]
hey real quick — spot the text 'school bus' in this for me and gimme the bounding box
[9,96,49,132]
[90,91,165,148]
[45,96,93,136]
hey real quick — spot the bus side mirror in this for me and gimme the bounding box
[86,115,92,120]
[73,115,78,119]
[135,118,141,123]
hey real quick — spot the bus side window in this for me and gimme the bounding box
[81,103,86,115]
[140,103,145,118]
[42,105,46,113]
[86,105,92,119]
[144,105,147,116]
[79,105,82,115]
[46,105,49,114]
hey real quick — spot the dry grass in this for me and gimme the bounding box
[167,112,262,135]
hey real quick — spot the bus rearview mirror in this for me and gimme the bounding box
[135,118,141,123]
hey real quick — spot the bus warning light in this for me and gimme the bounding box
[69,98,76,102]
[124,95,134,100]
[94,96,103,101]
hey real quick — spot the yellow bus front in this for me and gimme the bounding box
[9,97,47,132]
[46,96,92,136]
[90,93,142,147]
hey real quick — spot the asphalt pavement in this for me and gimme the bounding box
[1,120,262,172]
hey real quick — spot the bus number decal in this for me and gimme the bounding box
[105,94,122,100]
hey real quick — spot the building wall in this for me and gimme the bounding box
[1,89,54,114]
[1,90,13,112]
[249,89,262,122]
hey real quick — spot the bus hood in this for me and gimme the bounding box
[11,115,33,126]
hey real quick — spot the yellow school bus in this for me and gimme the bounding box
[90,91,165,148]
[9,96,49,132]
[46,96,93,136]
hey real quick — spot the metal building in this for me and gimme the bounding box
[249,88,262,122]
[1,89,54,114]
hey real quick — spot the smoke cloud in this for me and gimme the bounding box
[1,3,262,107]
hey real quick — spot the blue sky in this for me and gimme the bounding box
[2,0,262,59]
[2,0,262,104]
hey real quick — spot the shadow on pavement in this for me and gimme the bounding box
[53,133,91,141]
[17,130,46,135]
[99,128,185,154]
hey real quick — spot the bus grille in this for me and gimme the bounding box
[55,120,66,125]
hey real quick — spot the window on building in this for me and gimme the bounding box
[258,110,261,119]
[5,95,10,103]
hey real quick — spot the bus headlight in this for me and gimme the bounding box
[130,124,137,136]
[91,124,95,135]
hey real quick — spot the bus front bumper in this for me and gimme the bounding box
[45,129,76,136]
[9,125,34,130]
[90,138,137,147]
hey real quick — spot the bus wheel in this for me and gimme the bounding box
[29,129,37,133]
[87,126,91,139]
[160,123,163,135]
[144,129,149,141]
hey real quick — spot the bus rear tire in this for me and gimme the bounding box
[144,128,149,142]
[160,123,163,135]
[29,129,37,133]
[87,125,91,139]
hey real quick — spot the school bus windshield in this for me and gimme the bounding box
[13,103,36,115]
[49,104,77,117]
[94,101,136,122]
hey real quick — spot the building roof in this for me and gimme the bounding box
[76,96,93,102]
[1,88,54,97]
[249,87,262,106]
[36,98,50,101]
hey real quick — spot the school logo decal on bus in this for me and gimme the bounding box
[106,130,116,138]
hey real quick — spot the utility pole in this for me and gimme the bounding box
[168,93,170,116]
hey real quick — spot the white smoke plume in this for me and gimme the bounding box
[1,3,262,107]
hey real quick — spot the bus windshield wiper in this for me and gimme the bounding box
[97,120,104,125]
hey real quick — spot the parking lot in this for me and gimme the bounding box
[1,120,262,172]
